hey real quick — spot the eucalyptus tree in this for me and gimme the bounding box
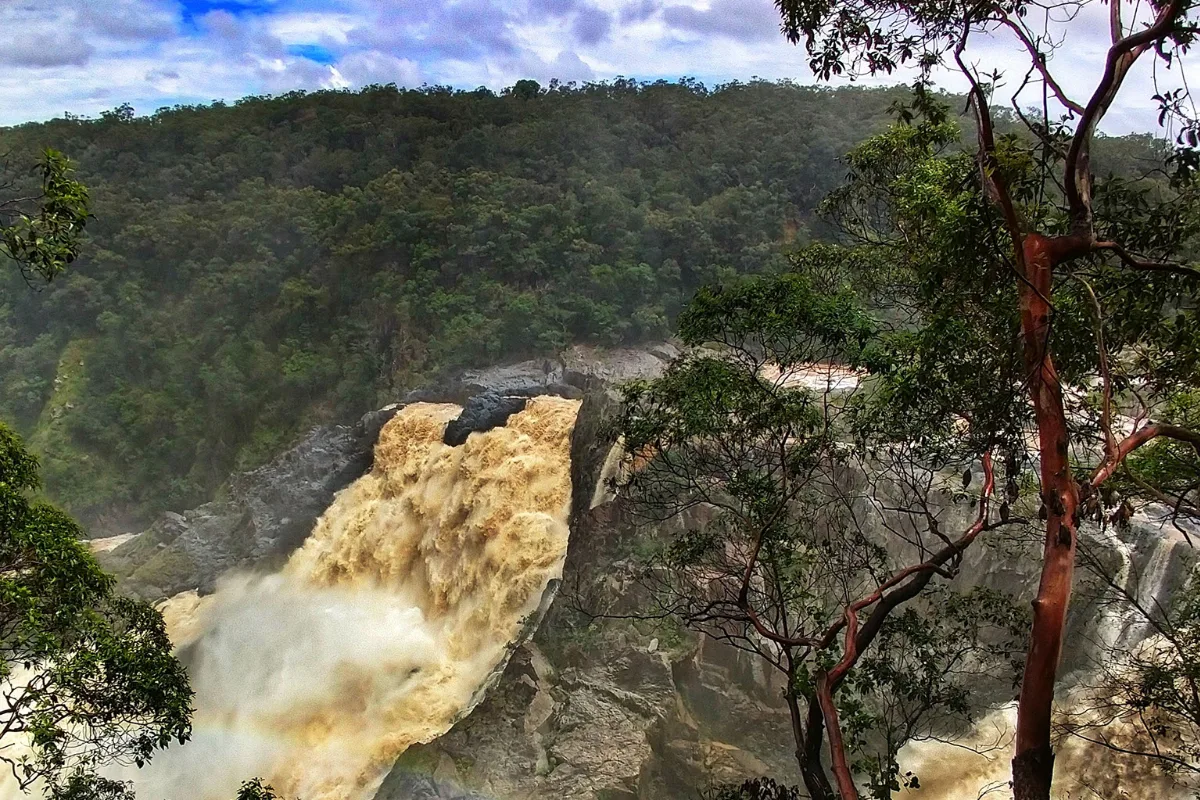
[614,273,1027,798]
[0,422,192,798]
[763,0,1200,795]
[235,779,282,800]
[1,158,190,799]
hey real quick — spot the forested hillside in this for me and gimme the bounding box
[0,79,1163,530]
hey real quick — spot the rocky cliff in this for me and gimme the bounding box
[96,405,400,599]
[92,345,1198,800]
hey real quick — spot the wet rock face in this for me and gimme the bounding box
[443,394,529,446]
[373,380,796,800]
[97,405,399,600]
[376,383,1200,800]
[375,772,493,800]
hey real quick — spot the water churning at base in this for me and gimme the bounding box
[138,396,581,800]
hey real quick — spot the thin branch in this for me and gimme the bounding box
[996,16,1085,115]
[954,18,1028,267]
[1064,0,1190,229]
[812,451,1000,800]
[1092,423,1200,486]
[1075,275,1116,462]
[1093,240,1200,279]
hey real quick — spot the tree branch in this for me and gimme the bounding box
[1064,0,1190,231]
[1093,240,1200,279]
[811,452,999,800]
[955,20,1028,266]
[1075,275,1117,462]
[1092,423,1200,486]
[996,16,1085,115]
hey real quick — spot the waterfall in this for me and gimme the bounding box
[899,520,1197,799]
[898,699,1196,799]
[589,439,626,509]
[96,397,579,800]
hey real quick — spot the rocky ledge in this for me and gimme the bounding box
[96,405,400,599]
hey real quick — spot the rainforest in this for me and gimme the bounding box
[2,0,1200,796]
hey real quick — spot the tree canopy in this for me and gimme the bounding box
[614,263,1029,798]
[0,80,924,529]
[742,0,1200,794]
[0,422,192,796]
[0,80,1177,533]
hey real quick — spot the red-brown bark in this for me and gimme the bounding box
[817,669,856,799]
[787,688,834,799]
[812,453,998,799]
[1011,236,1200,800]
[1012,234,1084,799]
[950,5,1196,796]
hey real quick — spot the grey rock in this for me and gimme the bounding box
[98,405,400,601]
[443,394,529,446]
[375,772,493,800]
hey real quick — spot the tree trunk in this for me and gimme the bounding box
[816,673,858,800]
[786,688,835,799]
[1012,234,1082,800]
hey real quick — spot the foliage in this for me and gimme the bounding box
[616,256,1026,795]
[47,771,133,800]
[0,149,90,284]
[702,87,1199,794]
[0,81,1178,531]
[702,777,802,799]
[1120,391,1200,524]
[765,0,1200,787]
[0,422,192,794]
[839,588,1028,797]
[815,106,1032,464]
[0,80,920,526]
[235,778,282,800]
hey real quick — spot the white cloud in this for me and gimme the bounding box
[0,3,94,67]
[267,12,361,45]
[0,0,1187,136]
[334,50,423,86]
[78,0,178,42]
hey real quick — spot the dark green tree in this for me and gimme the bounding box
[0,422,192,795]
[47,771,134,800]
[703,777,802,799]
[1,150,90,285]
[235,778,282,800]
[0,82,942,528]
[614,273,1026,797]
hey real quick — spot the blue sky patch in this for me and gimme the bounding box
[287,44,337,64]
[179,0,278,23]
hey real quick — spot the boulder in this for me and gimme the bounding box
[443,394,529,446]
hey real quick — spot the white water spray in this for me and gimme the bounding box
[100,397,579,800]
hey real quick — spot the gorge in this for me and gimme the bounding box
[48,350,1195,800]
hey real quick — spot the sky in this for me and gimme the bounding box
[0,0,1189,133]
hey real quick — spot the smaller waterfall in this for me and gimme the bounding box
[1090,515,1185,653]
[899,700,1192,799]
[589,439,626,509]
[899,518,1196,799]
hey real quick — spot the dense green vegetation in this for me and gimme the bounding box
[0,80,914,528]
[0,422,191,797]
[0,80,1172,530]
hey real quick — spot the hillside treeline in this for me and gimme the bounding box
[0,79,1162,528]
